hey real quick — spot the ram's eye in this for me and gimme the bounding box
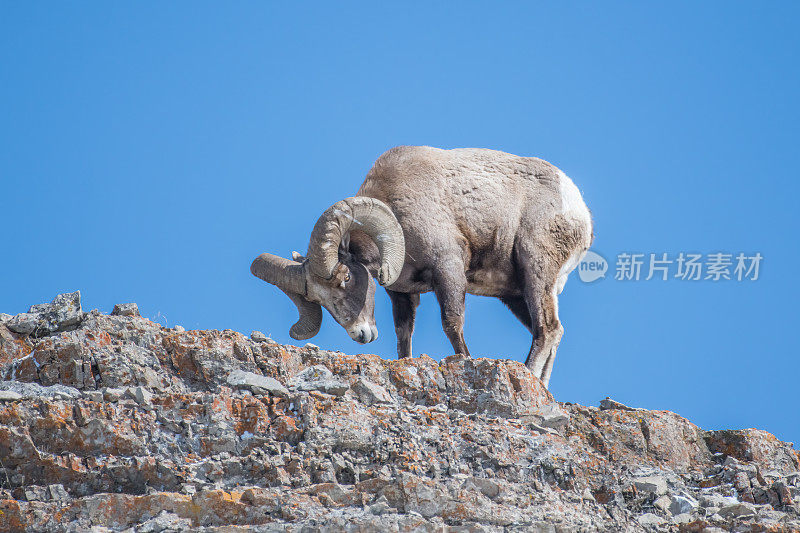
[344,273,351,282]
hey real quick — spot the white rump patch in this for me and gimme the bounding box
[556,248,586,295]
[556,169,592,295]
[558,170,591,227]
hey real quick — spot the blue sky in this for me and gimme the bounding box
[2,3,798,446]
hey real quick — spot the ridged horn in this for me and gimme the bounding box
[282,290,322,340]
[250,253,322,340]
[306,197,405,286]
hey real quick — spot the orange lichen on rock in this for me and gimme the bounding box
[0,302,797,531]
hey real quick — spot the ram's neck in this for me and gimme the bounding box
[348,230,381,279]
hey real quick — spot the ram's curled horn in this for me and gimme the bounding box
[306,197,405,286]
[281,290,322,340]
[250,253,322,340]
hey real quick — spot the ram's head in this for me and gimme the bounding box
[251,197,405,344]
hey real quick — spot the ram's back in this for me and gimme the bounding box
[356,146,577,295]
[358,145,563,243]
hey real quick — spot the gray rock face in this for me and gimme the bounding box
[637,512,665,527]
[719,501,757,519]
[0,380,81,400]
[6,313,40,335]
[47,484,69,501]
[669,494,697,515]
[599,396,640,411]
[0,297,797,532]
[7,291,82,337]
[634,475,669,496]
[290,364,349,396]
[0,390,22,401]
[128,385,154,407]
[227,369,289,397]
[250,330,268,342]
[111,303,140,317]
[352,377,394,405]
[535,402,570,430]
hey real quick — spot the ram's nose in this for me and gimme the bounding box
[350,323,377,344]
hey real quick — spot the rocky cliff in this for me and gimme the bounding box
[0,292,797,532]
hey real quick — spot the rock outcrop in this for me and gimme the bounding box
[0,293,798,532]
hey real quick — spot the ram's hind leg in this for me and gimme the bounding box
[538,307,563,388]
[523,280,563,387]
[515,242,564,387]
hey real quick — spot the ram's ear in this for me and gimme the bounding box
[292,251,306,262]
[329,263,351,289]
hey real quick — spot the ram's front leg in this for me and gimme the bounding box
[433,260,470,357]
[387,290,420,359]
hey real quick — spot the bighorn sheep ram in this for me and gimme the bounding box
[252,146,592,387]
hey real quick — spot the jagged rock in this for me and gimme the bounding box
[654,494,671,512]
[290,365,349,396]
[47,484,69,501]
[6,313,38,335]
[706,428,799,476]
[20,485,49,502]
[111,303,140,317]
[352,377,394,405]
[226,369,289,397]
[672,513,692,524]
[0,380,81,400]
[718,501,757,519]
[634,475,668,495]
[127,385,153,406]
[536,402,570,430]
[669,494,697,515]
[0,297,797,532]
[134,510,193,533]
[250,330,268,342]
[637,513,665,527]
[700,493,739,508]
[599,396,639,411]
[0,390,22,401]
[102,387,125,401]
[8,291,82,337]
